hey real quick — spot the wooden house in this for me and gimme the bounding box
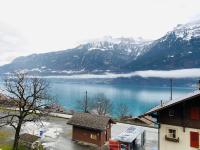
[0,93,18,107]
[0,93,7,101]
[121,116,154,126]
[142,90,200,150]
[67,112,115,147]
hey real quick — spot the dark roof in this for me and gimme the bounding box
[67,112,115,131]
[19,133,40,143]
[0,93,18,107]
[143,90,200,116]
[132,116,153,125]
[0,94,8,101]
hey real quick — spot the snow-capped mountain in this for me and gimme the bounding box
[0,20,200,75]
[0,36,152,75]
[125,20,200,71]
[173,20,200,40]
[79,36,152,59]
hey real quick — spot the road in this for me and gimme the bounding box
[0,116,158,150]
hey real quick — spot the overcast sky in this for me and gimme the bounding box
[0,0,200,66]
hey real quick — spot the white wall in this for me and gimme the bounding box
[160,124,200,150]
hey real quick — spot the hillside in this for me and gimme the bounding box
[0,20,200,75]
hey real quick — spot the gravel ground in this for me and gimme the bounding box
[0,117,158,150]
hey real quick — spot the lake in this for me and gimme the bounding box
[47,79,193,116]
[0,78,194,116]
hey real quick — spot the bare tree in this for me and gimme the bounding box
[0,72,53,150]
[116,103,129,119]
[76,91,91,113]
[92,93,112,116]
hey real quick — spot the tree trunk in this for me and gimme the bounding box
[12,121,23,150]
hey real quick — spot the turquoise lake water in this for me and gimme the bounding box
[0,78,194,116]
[48,80,193,116]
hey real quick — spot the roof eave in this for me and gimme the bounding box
[109,118,116,124]
[67,123,105,131]
[141,91,200,117]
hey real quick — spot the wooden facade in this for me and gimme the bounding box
[68,112,115,147]
[158,96,200,129]
[72,124,111,146]
[143,91,200,150]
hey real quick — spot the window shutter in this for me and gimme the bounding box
[109,140,120,150]
[190,131,199,148]
[190,107,199,120]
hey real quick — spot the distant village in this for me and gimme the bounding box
[0,73,200,150]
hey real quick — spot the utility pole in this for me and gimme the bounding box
[170,79,173,100]
[84,90,88,113]
[198,80,200,90]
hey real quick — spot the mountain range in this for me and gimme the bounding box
[0,20,200,75]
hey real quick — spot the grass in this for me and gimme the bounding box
[0,130,12,140]
[0,144,12,150]
[0,145,27,150]
[0,144,44,150]
[0,130,13,150]
[0,107,17,113]
[0,130,43,150]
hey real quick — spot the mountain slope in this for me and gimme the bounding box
[0,20,200,75]
[0,37,152,74]
[125,20,200,71]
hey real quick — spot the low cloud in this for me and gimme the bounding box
[128,69,200,78]
[0,23,31,66]
[35,68,200,79]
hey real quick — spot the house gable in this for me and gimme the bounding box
[159,96,200,129]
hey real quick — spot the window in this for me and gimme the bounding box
[165,128,179,142]
[190,107,200,120]
[121,144,128,150]
[190,131,199,148]
[90,134,97,140]
[169,109,175,117]
[167,129,176,139]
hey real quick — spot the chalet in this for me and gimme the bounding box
[0,94,9,106]
[142,90,200,150]
[121,116,154,127]
[132,116,154,126]
[19,133,41,150]
[67,112,115,147]
[44,102,65,112]
[0,93,17,107]
[0,94,7,101]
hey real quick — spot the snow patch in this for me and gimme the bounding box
[31,68,42,72]
[88,47,106,51]
[173,20,200,40]
[41,66,46,69]
[21,122,63,140]
[126,48,132,53]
